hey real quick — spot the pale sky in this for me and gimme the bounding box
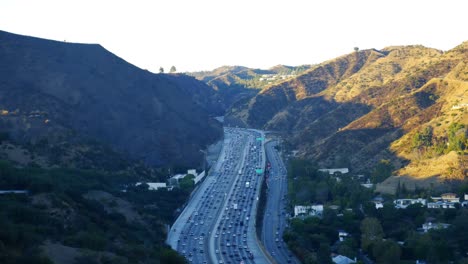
[1,0,467,72]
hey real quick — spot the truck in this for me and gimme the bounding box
[245,181,250,188]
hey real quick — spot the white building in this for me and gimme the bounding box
[374,201,384,209]
[422,222,450,233]
[135,182,168,191]
[318,168,349,175]
[193,171,206,184]
[332,255,356,264]
[394,198,427,209]
[294,205,324,217]
[427,201,457,209]
[338,230,349,242]
[451,103,468,110]
[431,193,460,203]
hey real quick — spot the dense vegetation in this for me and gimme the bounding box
[283,159,468,264]
[0,160,188,264]
[412,123,467,157]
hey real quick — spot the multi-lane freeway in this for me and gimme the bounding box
[262,140,300,264]
[167,127,273,264]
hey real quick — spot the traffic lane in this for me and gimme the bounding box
[211,133,252,264]
[176,130,249,262]
[263,142,294,263]
[266,142,300,264]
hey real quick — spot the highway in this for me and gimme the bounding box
[262,140,300,264]
[167,127,272,264]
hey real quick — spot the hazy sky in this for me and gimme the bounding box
[1,0,467,72]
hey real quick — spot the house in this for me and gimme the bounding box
[374,202,384,209]
[421,222,450,233]
[451,103,468,110]
[294,205,324,217]
[361,179,374,189]
[135,182,169,191]
[431,193,460,203]
[372,196,384,209]
[394,198,427,209]
[319,168,349,175]
[427,201,457,209]
[338,230,349,242]
[332,255,356,264]
[170,169,206,185]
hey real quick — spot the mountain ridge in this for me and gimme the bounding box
[0,29,223,168]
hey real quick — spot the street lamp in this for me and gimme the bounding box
[199,149,207,172]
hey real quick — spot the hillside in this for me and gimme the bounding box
[189,65,312,109]
[226,43,467,190]
[0,30,223,168]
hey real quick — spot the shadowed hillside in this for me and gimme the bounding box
[0,30,223,168]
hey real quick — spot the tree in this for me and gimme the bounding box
[317,243,333,264]
[159,67,164,73]
[354,47,359,52]
[360,217,384,252]
[179,174,195,191]
[169,66,177,73]
[371,160,394,183]
[372,239,401,264]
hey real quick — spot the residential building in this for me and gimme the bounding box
[169,169,206,185]
[135,182,169,191]
[394,198,427,209]
[374,201,384,209]
[338,230,349,242]
[421,222,450,233]
[332,255,356,264]
[318,168,349,175]
[361,179,374,189]
[372,196,384,209]
[431,193,460,203]
[427,201,457,209]
[294,205,324,217]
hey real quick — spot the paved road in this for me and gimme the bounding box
[261,140,300,264]
[167,127,272,264]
